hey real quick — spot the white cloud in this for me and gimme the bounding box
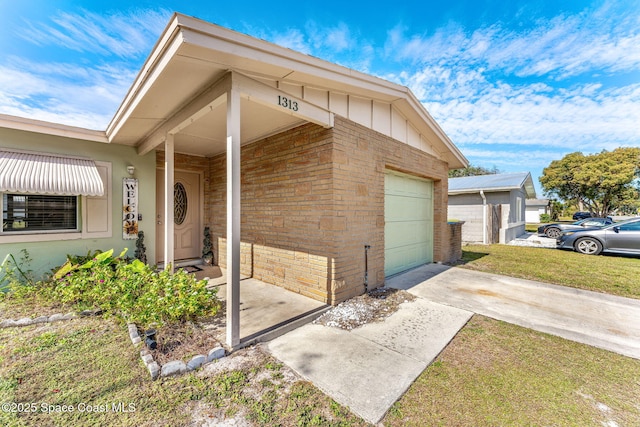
[19,9,171,59]
[378,1,640,159]
[0,56,138,129]
[384,2,640,79]
[306,22,353,52]
[0,9,169,128]
[425,80,640,150]
[271,29,312,54]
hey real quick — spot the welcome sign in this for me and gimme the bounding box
[123,178,138,239]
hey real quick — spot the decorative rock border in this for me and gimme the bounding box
[0,312,79,328]
[0,309,104,329]
[0,312,226,381]
[127,323,226,380]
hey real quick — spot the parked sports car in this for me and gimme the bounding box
[538,217,614,239]
[556,217,640,255]
[572,211,593,220]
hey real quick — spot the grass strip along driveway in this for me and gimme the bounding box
[458,244,640,299]
[2,244,639,426]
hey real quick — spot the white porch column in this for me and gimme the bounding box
[164,133,175,272]
[226,82,241,347]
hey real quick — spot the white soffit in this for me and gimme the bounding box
[0,149,104,196]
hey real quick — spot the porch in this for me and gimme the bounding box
[193,265,329,347]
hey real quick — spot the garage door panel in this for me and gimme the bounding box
[386,221,430,246]
[386,195,432,222]
[385,172,433,277]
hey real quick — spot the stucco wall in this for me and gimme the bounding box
[0,127,156,280]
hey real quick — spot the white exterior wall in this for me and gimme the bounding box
[526,207,544,223]
[449,189,527,244]
[500,189,526,243]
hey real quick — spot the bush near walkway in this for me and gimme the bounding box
[3,249,220,330]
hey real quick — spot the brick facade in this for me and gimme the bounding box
[157,116,451,305]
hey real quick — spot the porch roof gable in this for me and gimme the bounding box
[106,13,467,168]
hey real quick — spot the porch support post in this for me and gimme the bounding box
[226,79,241,348]
[164,133,175,272]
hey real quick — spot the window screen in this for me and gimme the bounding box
[2,194,78,232]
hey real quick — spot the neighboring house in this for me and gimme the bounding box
[448,172,536,244]
[525,199,550,223]
[0,13,467,346]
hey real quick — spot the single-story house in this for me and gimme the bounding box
[525,199,550,223]
[1,13,467,346]
[448,172,535,244]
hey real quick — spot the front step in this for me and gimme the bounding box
[156,258,204,269]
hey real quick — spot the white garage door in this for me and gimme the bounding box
[385,171,434,277]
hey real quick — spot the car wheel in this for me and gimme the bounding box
[545,227,561,238]
[575,237,603,255]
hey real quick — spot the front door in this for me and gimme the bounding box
[156,169,201,262]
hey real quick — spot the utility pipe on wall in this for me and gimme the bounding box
[480,190,487,245]
[364,244,371,292]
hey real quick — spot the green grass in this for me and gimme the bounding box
[458,244,640,299]
[0,313,368,427]
[383,315,640,426]
[2,243,639,426]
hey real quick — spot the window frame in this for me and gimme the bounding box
[2,193,80,234]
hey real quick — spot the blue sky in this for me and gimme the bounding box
[1,0,639,196]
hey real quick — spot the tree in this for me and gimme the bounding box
[449,164,500,177]
[539,148,640,217]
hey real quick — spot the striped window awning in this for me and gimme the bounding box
[0,149,104,196]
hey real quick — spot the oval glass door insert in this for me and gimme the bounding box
[174,182,187,225]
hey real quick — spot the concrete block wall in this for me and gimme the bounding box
[444,221,464,262]
[207,123,339,303]
[330,116,450,302]
[158,117,452,305]
[448,204,485,244]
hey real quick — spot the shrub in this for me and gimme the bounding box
[539,214,551,223]
[21,249,220,329]
[1,249,35,298]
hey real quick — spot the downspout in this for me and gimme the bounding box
[480,190,487,245]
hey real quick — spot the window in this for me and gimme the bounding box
[618,221,640,231]
[515,196,523,222]
[2,194,78,233]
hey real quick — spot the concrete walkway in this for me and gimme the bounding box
[267,298,472,424]
[266,263,640,424]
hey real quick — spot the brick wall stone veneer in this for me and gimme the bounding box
[157,116,451,305]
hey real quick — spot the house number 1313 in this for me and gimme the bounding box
[277,96,299,111]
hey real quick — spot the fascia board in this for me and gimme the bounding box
[449,187,518,195]
[0,114,107,143]
[106,13,183,139]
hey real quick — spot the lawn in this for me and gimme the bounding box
[458,244,640,299]
[1,244,639,426]
[0,309,367,427]
[383,315,640,426]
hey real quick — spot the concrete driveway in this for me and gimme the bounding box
[267,263,640,424]
[387,264,640,360]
